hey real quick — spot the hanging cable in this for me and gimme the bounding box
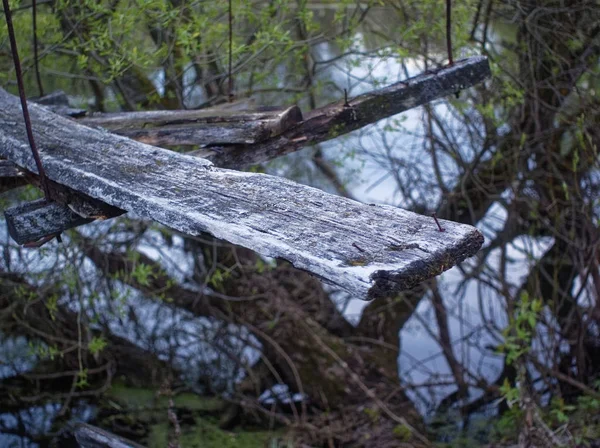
[227,0,234,101]
[446,0,454,65]
[32,0,44,97]
[2,0,51,201]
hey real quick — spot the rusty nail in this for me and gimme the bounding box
[432,213,445,232]
[352,242,365,253]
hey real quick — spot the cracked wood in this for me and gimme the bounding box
[0,86,483,299]
[79,105,303,146]
[201,56,491,168]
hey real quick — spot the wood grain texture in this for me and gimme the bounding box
[201,56,491,168]
[69,422,145,448]
[0,87,483,299]
[32,90,86,117]
[79,105,303,146]
[5,199,93,244]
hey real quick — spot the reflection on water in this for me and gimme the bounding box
[0,336,36,380]
[1,403,60,447]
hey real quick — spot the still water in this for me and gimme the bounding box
[0,3,537,445]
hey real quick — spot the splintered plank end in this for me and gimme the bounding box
[78,105,303,146]
[68,422,145,448]
[194,185,484,300]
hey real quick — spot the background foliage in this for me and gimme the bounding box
[1,0,599,447]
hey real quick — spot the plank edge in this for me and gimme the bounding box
[367,228,484,300]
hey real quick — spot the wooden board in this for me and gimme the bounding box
[0,87,483,299]
[32,90,86,117]
[65,422,145,448]
[0,57,491,238]
[5,199,93,244]
[78,105,303,146]
[202,56,492,168]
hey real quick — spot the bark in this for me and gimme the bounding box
[77,236,429,446]
[0,272,172,399]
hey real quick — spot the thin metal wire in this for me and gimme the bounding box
[227,0,234,101]
[2,0,51,200]
[446,0,454,65]
[32,0,44,96]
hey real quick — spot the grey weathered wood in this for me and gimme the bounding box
[0,92,84,195]
[32,90,86,117]
[79,105,303,146]
[2,56,491,240]
[3,174,124,244]
[70,422,145,448]
[5,198,93,244]
[0,87,483,299]
[33,90,70,106]
[0,160,24,177]
[200,56,492,168]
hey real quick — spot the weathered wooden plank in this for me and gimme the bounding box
[2,172,124,244]
[5,198,93,244]
[63,422,145,448]
[200,56,491,168]
[0,87,483,299]
[0,91,86,195]
[32,90,87,117]
[79,105,303,146]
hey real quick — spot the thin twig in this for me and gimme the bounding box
[0,0,53,13]
[32,0,44,97]
[481,0,493,49]
[303,319,433,447]
[469,0,484,41]
[352,242,365,253]
[2,0,51,200]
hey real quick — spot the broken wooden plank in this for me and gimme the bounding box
[3,173,125,244]
[200,56,491,168]
[0,87,483,299]
[33,90,69,106]
[32,90,87,117]
[0,57,490,241]
[5,199,93,244]
[78,105,303,146]
[60,422,146,448]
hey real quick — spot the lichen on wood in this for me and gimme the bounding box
[0,86,484,300]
